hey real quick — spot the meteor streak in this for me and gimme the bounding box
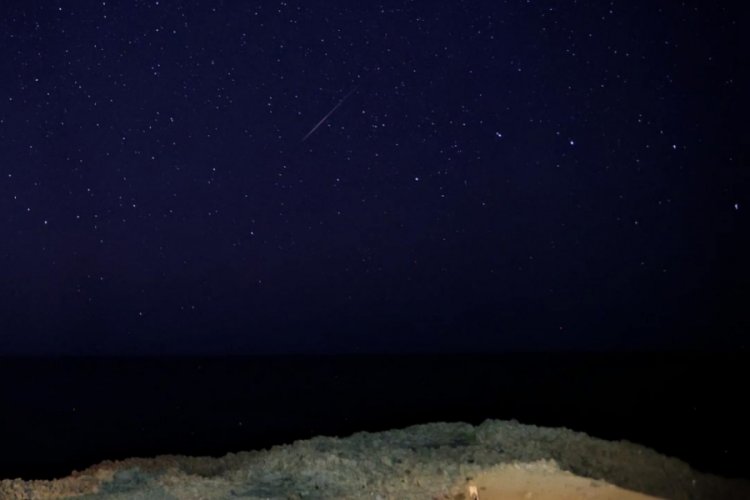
[301,86,358,142]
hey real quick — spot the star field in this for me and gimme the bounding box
[0,1,746,354]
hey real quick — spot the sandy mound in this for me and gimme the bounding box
[1,419,748,499]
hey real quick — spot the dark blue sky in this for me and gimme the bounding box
[1,1,746,354]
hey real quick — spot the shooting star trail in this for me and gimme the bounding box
[301,86,358,142]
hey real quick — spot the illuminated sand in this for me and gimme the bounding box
[461,461,659,499]
[2,420,748,499]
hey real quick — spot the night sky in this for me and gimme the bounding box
[0,1,746,355]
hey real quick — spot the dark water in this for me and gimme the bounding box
[1,353,748,481]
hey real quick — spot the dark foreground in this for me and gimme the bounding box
[1,353,748,482]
